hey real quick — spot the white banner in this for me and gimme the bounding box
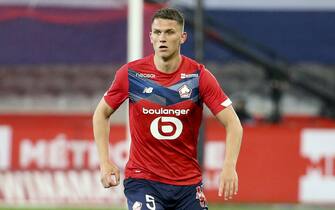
[0,170,125,205]
[299,129,335,203]
[0,126,12,170]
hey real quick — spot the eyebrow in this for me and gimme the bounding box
[153,28,175,32]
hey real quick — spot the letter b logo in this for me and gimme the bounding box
[150,117,182,140]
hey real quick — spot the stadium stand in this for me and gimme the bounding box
[0,62,332,118]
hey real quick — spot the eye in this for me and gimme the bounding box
[153,30,161,35]
[167,30,175,35]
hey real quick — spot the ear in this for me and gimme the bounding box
[149,32,154,44]
[180,32,187,44]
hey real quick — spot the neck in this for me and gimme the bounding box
[154,53,182,74]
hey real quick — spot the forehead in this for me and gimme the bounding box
[151,18,181,31]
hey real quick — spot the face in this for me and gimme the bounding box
[150,18,187,60]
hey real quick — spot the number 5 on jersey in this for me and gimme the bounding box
[145,194,156,210]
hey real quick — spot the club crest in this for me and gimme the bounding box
[132,201,142,210]
[196,186,208,208]
[178,84,192,98]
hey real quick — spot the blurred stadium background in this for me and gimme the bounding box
[0,0,335,210]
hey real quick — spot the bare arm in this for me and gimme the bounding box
[92,98,120,187]
[216,105,243,200]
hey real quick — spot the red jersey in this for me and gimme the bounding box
[104,54,231,185]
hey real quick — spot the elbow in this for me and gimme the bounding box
[234,119,243,139]
[225,119,243,139]
[92,105,112,126]
[92,107,105,126]
[238,123,243,139]
[92,109,99,127]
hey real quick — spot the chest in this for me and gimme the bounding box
[128,70,200,107]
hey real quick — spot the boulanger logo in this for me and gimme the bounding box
[150,117,183,140]
[142,107,187,140]
[142,107,190,116]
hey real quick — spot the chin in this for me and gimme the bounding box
[162,55,174,61]
[158,51,177,59]
[157,52,170,58]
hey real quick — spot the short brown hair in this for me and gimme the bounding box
[152,8,184,28]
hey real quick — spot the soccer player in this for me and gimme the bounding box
[93,8,243,210]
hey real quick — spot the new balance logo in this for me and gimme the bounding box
[143,87,153,94]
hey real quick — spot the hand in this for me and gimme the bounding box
[218,164,238,200]
[100,161,120,188]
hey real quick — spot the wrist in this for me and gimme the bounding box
[223,160,236,168]
[100,159,111,166]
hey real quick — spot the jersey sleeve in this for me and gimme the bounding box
[199,67,232,115]
[103,64,129,110]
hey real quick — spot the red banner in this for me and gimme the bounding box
[0,114,335,205]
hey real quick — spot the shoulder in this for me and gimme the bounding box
[128,54,153,71]
[182,55,206,73]
[115,55,153,75]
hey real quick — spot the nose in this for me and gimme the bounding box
[159,33,166,43]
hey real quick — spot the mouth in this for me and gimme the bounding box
[159,46,168,49]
